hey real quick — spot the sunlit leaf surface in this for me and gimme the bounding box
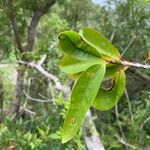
[79,28,121,61]
[62,63,106,143]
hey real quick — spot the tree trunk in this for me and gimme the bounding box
[83,111,105,150]
[12,68,25,118]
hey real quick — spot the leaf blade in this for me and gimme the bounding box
[58,31,101,61]
[62,63,106,143]
[60,56,104,75]
[93,70,126,111]
[79,28,121,61]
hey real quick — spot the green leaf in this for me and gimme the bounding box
[93,70,126,111]
[60,55,104,75]
[62,63,106,143]
[58,31,101,61]
[79,28,121,61]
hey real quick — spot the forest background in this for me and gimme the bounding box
[0,0,150,149]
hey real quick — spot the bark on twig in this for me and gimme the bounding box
[20,107,36,116]
[23,90,52,103]
[120,60,150,69]
[18,59,70,96]
[1,60,150,71]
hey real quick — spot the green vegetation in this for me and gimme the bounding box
[0,0,150,149]
[59,28,127,143]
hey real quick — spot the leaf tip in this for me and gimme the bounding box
[61,138,67,144]
[61,135,72,144]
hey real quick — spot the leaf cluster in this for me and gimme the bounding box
[59,28,127,143]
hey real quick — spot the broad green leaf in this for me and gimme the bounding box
[79,28,121,61]
[60,55,104,75]
[58,31,102,61]
[62,63,106,143]
[93,71,126,111]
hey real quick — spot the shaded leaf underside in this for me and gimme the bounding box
[93,71,126,111]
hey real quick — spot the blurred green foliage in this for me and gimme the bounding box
[0,0,150,149]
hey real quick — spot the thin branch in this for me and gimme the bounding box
[120,60,150,69]
[1,59,150,71]
[121,37,135,56]
[125,88,134,124]
[110,30,116,43]
[38,93,47,99]
[8,0,23,52]
[115,105,128,150]
[141,116,150,130]
[23,90,52,103]
[116,135,138,150]
[0,59,70,97]
[129,68,150,82]
[37,54,47,66]
[18,57,70,96]
[20,107,36,116]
